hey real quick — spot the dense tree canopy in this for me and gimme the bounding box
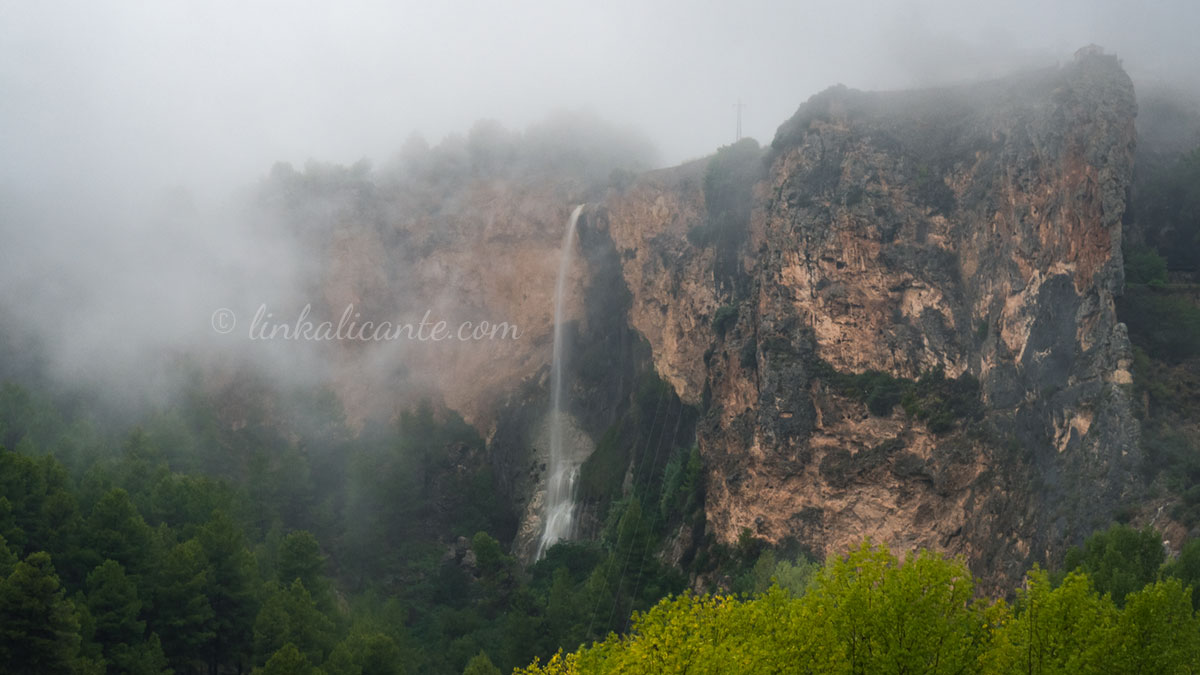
[520,544,1200,674]
[1,365,1200,674]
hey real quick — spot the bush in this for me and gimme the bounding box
[658,445,702,523]
[815,361,980,433]
[738,337,758,369]
[577,425,627,502]
[711,305,739,339]
[700,138,763,294]
[1125,244,1169,287]
[1132,146,1200,272]
[1062,524,1165,607]
[702,139,762,238]
[1119,292,1200,362]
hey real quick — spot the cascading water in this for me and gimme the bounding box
[536,203,585,560]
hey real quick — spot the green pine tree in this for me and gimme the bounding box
[277,530,331,608]
[463,650,502,675]
[148,538,214,673]
[0,551,83,674]
[325,631,406,675]
[252,642,318,675]
[84,489,154,579]
[197,511,259,674]
[253,579,334,667]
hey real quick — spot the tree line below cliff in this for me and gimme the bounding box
[0,365,710,674]
[6,368,1200,674]
[520,531,1200,674]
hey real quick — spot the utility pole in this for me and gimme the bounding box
[734,99,746,141]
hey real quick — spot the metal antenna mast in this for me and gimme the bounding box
[734,99,746,141]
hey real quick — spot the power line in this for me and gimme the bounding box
[583,383,670,640]
[625,402,684,617]
[603,395,677,634]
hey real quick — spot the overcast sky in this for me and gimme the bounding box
[0,0,1197,409]
[2,0,1198,202]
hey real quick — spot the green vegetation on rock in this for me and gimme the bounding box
[814,361,982,433]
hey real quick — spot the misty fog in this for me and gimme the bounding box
[2,0,1198,408]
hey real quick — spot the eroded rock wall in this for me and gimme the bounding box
[607,50,1140,585]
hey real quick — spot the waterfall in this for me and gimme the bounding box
[536,203,585,560]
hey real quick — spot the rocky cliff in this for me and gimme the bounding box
[279,174,593,432]
[275,164,648,558]
[604,49,1141,585]
[292,49,1143,581]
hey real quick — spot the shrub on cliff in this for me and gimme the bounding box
[710,304,739,339]
[814,362,980,433]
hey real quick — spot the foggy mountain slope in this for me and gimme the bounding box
[0,44,1158,586]
[248,113,656,432]
[236,49,1149,587]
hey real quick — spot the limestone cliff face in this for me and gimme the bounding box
[304,174,644,559]
[607,50,1140,584]
[299,50,1141,580]
[311,179,593,432]
[601,160,719,405]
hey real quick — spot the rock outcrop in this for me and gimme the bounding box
[602,160,719,405]
[305,177,595,432]
[606,49,1140,585]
